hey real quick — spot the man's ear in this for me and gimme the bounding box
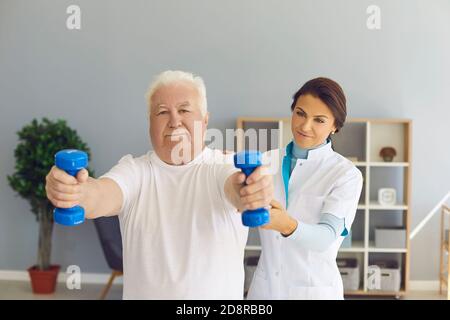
[204,112,210,126]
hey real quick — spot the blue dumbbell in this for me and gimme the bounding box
[233,150,270,227]
[53,149,88,226]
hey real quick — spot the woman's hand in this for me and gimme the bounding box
[261,199,298,236]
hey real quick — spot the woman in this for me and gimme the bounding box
[247,77,363,300]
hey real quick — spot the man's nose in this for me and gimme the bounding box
[168,111,182,128]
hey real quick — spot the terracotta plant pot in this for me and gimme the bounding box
[27,265,60,294]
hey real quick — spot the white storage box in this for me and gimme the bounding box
[340,267,360,291]
[337,258,359,291]
[379,268,401,291]
[368,260,401,292]
[375,227,406,248]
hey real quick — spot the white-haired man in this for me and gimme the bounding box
[45,70,273,299]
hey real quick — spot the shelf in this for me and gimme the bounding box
[368,162,409,167]
[245,245,262,251]
[367,201,408,210]
[343,290,366,295]
[368,248,407,253]
[339,240,365,253]
[248,245,408,253]
[353,162,409,167]
[345,290,406,297]
[340,241,408,253]
[368,241,407,253]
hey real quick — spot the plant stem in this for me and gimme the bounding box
[37,205,53,270]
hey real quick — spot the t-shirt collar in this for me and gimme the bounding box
[150,146,211,169]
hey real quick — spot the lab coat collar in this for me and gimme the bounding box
[283,140,333,161]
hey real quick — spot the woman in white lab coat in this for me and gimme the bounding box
[247,77,363,300]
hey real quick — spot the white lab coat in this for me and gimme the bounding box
[247,142,363,300]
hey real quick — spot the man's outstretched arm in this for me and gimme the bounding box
[45,166,123,219]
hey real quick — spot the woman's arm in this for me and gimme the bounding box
[286,213,345,252]
[261,200,346,252]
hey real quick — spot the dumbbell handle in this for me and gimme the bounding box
[53,149,88,226]
[234,151,270,227]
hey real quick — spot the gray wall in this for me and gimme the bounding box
[1,0,449,280]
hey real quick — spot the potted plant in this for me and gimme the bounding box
[7,118,93,294]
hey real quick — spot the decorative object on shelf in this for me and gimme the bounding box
[378,188,397,206]
[346,157,359,162]
[379,146,397,162]
[367,265,381,290]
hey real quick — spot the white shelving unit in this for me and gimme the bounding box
[333,119,411,297]
[237,117,412,298]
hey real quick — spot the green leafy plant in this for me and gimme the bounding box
[7,118,94,270]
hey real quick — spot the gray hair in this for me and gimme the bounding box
[145,70,207,117]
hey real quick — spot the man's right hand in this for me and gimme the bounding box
[45,166,89,209]
[45,165,123,219]
[225,166,274,213]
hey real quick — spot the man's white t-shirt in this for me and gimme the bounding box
[100,147,248,299]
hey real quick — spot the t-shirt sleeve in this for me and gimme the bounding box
[99,154,140,216]
[214,153,240,212]
[320,166,363,234]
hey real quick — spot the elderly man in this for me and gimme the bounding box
[45,70,273,299]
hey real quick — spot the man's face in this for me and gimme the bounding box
[149,82,209,165]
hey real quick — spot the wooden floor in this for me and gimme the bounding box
[0,280,122,300]
[0,280,446,300]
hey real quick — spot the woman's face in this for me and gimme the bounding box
[291,94,337,149]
